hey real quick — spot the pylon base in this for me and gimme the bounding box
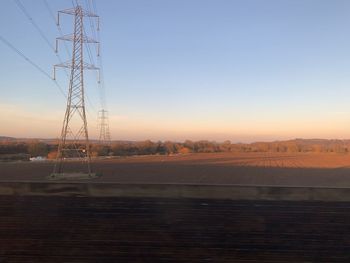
[48,173,98,180]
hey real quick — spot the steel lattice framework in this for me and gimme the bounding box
[98,109,111,145]
[51,5,99,178]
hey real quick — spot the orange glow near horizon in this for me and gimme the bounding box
[1,103,350,143]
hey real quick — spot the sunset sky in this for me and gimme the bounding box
[2,0,350,142]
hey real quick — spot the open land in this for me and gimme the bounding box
[2,152,350,186]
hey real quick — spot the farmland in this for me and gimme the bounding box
[2,152,350,187]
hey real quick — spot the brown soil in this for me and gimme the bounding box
[1,152,350,186]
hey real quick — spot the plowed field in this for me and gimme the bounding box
[1,152,350,186]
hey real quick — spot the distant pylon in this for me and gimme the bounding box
[98,109,111,145]
[51,5,99,178]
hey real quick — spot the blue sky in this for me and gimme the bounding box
[1,0,350,142]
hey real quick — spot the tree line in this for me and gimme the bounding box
[1,138,350,160]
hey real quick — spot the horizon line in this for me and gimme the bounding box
[2,135,350,144]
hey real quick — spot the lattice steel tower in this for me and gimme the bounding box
[98,109,111,145]
[51,5,99,178]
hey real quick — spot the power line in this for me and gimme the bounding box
[85,0,103,105]
[12,0,96,112]
[42,0,71,58]
[13,0,72,79]
[86,0,107,109]
[4,1,96,124]
[86,0,99,54]
[0,35,67,98]
[83,26,96,66]
[13,0,54,51]
[41,0,97,119]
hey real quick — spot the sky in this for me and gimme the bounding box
[1,0,350,142]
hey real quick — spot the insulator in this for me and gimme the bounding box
[53,66,56,80]
[55,39,58,53]
[57,12,60,26]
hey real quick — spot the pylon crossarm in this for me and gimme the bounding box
[54,61,99,70]
[59,7,98,17]
[57,34,98,43]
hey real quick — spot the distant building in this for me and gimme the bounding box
[29,156,47,162]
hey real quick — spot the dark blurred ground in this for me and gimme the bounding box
[0,196,350,262]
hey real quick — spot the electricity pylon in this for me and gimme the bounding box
[98,109,111,145]
[51,5,99,179]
